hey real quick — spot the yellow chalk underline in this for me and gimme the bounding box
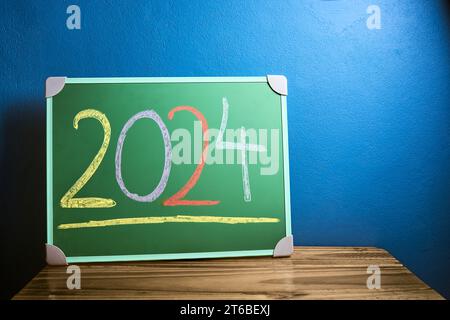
[57,215,280,230]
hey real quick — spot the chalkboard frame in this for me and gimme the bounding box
[46,76,292,263]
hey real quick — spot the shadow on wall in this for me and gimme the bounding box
[0,102,46,299]
[444,0,450,23]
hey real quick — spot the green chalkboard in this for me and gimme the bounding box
[46,76,292,263]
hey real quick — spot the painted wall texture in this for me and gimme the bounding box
[0,0,449,299]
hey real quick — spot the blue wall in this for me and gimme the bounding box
[1,0,449,298]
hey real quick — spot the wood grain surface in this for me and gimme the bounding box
[13,247,444,300]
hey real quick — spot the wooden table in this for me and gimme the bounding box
[13,247,443,300]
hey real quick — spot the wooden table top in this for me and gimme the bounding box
[13,247,443,300]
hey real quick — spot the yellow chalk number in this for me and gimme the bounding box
[60,109,116,208]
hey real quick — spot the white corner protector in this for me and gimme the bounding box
[45,77,66,98]
[46,244,68,265]
[267,75,288,96]
[273,235,293,257]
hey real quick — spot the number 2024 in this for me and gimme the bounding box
[60,105,229,209]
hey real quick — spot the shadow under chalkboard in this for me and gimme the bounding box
[0,101,46,300]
